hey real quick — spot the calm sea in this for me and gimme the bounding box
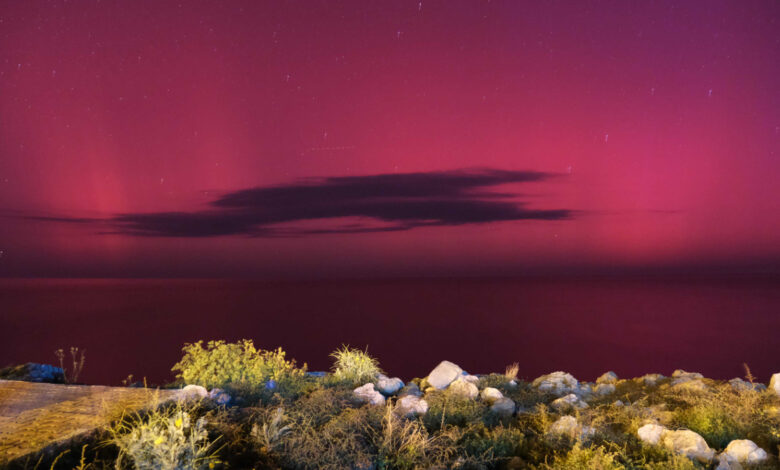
[1,277,778,385]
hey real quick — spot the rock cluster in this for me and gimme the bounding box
[638,424,768,466]
[0,363,65,384]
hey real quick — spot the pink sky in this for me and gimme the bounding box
[0,1,778,277]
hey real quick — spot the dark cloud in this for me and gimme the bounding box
[14,168,572,237]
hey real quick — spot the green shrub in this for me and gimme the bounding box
[422,390,488,431]
[108,403,222,470]
[330,345,383,385]
[458,423,525,463]
[543,443,625,470]
[673,403,740,448]
[171,340,306,395]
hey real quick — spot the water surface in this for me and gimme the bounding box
[1,277,777,385]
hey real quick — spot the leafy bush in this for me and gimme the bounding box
[330,345,383,385]
[171,340,306,395]
[109,403,221,470]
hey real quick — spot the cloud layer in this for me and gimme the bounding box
[23,169,572,237]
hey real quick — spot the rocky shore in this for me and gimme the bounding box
[2,344,779,469]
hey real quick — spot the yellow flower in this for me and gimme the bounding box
[154,436,164,445]
[209,463,215,469]
[175,417,183,428]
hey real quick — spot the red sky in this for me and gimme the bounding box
[0,0,778,278]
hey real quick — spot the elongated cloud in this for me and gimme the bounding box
[19,169,572,237]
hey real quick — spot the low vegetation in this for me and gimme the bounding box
[7,341,780,470]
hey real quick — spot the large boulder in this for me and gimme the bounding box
[0,363,65,383]
[596,371,618,384]
[427,361,463,389]
[661,429,715,463]
[722,439,768,464]
[551,393,588,411]
[376,376,405,396]
[532,371,579,396]
[548,415,595,440]
[769,373,780,397]
[637,423,666,445]
[490,397,515,417]
[395,395,428,418]
[448,377,478,399]
[354,383,386,406]
[728,378,765,392]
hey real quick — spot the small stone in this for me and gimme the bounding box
[480,387,504,404]
[551,393,588,410]
[354,383,386,406]
[448,377,478,399]
[532,371,579,396]
[613,400,624,407]
[722,439,768,464]
[427,361,463,389]
[395,395,428,418]
[637,423,666,445]
[376,377,404,395]
[490,397,515,417]
[596,371,618,384]
[661,429,715,463]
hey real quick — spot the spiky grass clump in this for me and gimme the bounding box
[330,345,383,385]
[108,402,222,470]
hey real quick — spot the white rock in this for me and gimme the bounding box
[376,376,404,395]
[661,429,715,463]
[395,395,428,418]
[613,400,624,407]
[448,377,478,399]
[722,439,768,464]
[770,373,780,397]
[671,370,704,384]
[177,384,208,401]
[354,383,386,406]
[427,361,463,389]
[551,393,588,410]
[548,415,594,439]
[594,383,616,396]
[596,371,618,384]
[490,397,515,417]
[639,373,664,386]
[480,387,504,404]
[532,371,579,396]
[637,423,667,445]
